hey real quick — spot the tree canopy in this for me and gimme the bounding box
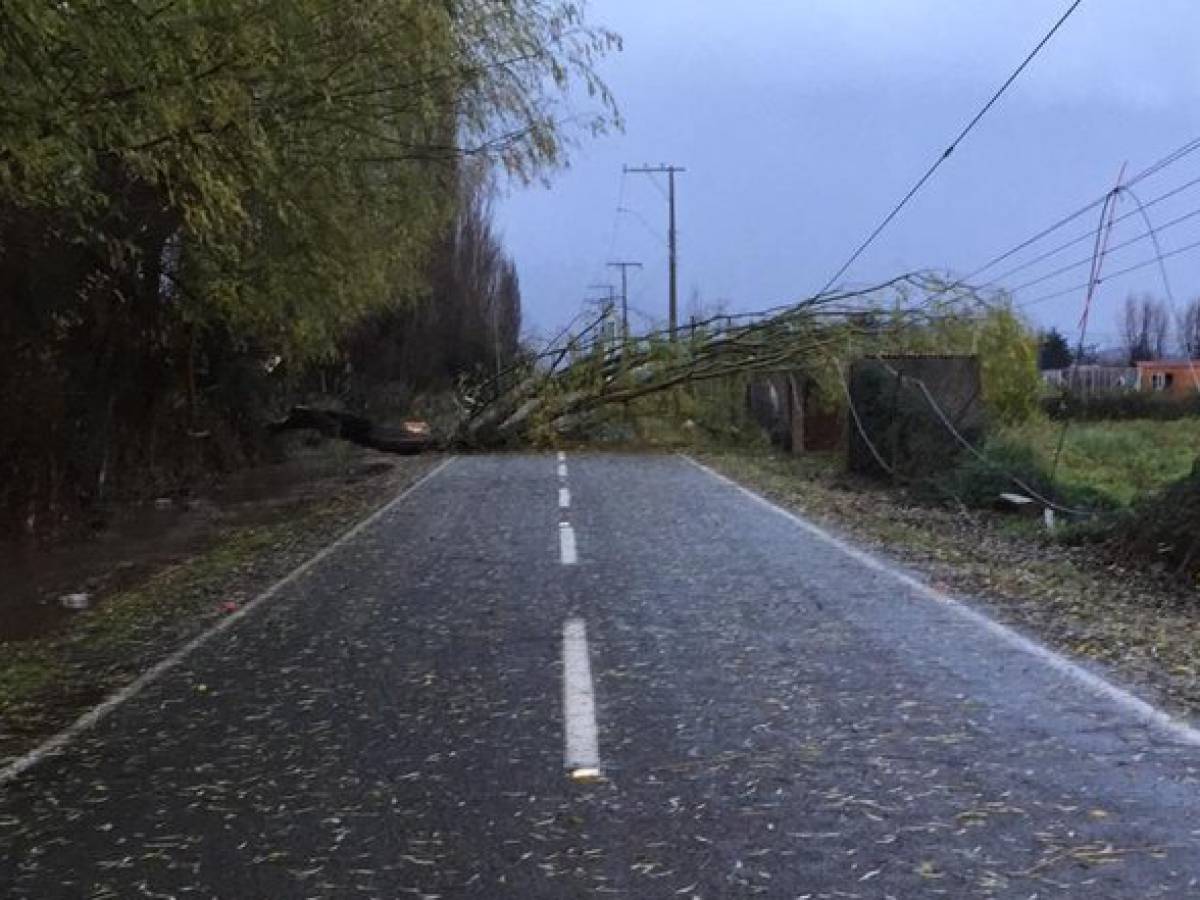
[1038,327,1073,371]
[0,0,619,533]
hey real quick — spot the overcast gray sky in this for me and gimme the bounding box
[496,0,1200,350]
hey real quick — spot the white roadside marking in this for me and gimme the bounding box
[559,522,578,565]
[559,487,571,510]
[557,462,568,479]
[0,458,458,789]
[682,454,1200,748]
[562,618,601,777]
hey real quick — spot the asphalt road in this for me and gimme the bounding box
[2,452,1199,898]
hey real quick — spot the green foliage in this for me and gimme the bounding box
[1044,390,1200,421]
[1005,416,1200,507]
[0,0,619,533]
[0,0,617,361]
[863,298,1041,426]
[1116,458,1200,582]
[933,436,1118,512]
[975,306,1042,425]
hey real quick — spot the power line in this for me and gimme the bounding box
[604,170,629,263]
[618,205,668,245]
[910,133,1200,311]
[1005,203,1200,295]
[817,0,1087,296]
[1019,235,1200,308]
[987,174,1200,286]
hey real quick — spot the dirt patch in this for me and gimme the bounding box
[0,448,404,642]
[698,448,1200,719]
[0,447,441,766]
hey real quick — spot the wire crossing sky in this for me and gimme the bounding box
[498,0,1200,348]
[816,0,1087,297]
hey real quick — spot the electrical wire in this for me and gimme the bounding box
[618,205,668,245]
[986,174,1200,286]
[967,137,1200,284]
[901,133,1200,314]
[1018,235,1200,308]
[1119,185,1200,392]
[1005,203,1200,295]
[1049,168,1123,483]
[817,0,1086,296]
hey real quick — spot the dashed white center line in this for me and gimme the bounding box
[559,522,578,565]
[562,618,601,777]
[559,487,571,509]
[557,462,568,479]
[557,450,567,462]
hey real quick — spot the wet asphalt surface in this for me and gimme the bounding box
[2,452,1199,898]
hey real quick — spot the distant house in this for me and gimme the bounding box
[1136,361,1200,398]
[1041,365,1137,396]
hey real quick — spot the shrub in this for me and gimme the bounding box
[1044,390,1200,421]
[931,437,1119,512]
[1113,458,1200,582]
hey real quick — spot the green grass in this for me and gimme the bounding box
[1002,417,1200,506]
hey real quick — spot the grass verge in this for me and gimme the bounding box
[1001,416,1200,506]
[0,454,439,766]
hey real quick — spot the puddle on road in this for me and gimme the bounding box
[0,450,397,642]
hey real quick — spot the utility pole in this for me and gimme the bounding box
[624,164,685,339]
[587,284,618,349]
[606,261,642,338]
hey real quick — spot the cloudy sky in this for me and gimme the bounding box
[496,0,1200,350]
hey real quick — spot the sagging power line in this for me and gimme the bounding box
[817,0,1087,296]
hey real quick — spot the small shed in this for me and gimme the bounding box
[847,354,984,478]
[746,374,842,453]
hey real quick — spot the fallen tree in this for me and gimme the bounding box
[449,273,987,447]
[269,407,432,455]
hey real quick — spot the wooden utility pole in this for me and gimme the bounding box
[606,261,642,338]
[624,164,685,339]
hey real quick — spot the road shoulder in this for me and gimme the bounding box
[0,452,444,769]
[693,447,1200,722]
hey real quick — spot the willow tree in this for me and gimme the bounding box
[0,0,618,531]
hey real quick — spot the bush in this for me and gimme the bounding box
[1044,390,1200,421]
[1113,459,1200,582]
[931,437,1119,512]
[848,363,977,480]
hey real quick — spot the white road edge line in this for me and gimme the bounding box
[681,454,1200,748]
[0,457,458,789]
[559,522,578,565]
[559,487,571,510]
[562,618,601,775]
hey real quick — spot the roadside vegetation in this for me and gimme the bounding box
[1000,417,1200,506]
[0,1,617,538]
[0,1,621,766]
[545,295,1200,713]
[0,450,438,766]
